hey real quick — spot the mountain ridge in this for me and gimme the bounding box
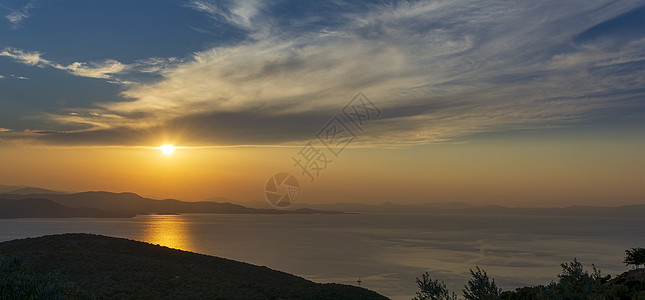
[0,198,136,219]
[0,185,65,194]
[2,184,642,218]
[0,191,347,219]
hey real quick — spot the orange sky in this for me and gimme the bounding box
[1,1,644,208]
[1,129,642,207]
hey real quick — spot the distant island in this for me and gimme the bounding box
[228,199,645,218]
[1,184,643,219]
[0,185,347,218]
[0,234,387,299]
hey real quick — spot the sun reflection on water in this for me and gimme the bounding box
[140,214,192,251]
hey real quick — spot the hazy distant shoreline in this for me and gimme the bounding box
[1,185,643,219]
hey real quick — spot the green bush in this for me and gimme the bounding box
[417,256,645,300]
[413,272,457,300]
[625,248,645,269]
[462,266,500,300]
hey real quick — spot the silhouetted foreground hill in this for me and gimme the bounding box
[0,234,387,299]
[0,191,346,218]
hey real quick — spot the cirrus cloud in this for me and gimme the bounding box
[1,0,644,147]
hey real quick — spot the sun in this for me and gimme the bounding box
[158,144,176,155]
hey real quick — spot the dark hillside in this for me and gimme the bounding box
[0,234,387,299]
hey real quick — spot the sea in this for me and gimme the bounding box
[0,213,643,299]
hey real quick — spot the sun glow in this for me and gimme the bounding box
[159,144,176,155]
[141,215,191,251]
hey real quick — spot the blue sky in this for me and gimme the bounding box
[0,0,644,146]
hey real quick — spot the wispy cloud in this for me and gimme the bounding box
[187,0,272,39]
[0,74,30,80]
[2,1,644,147]
[0,47,179,81]
[0,48,49,66]
[0,47,127,80]
[54,60,129,80]
[4,1,35,28]
[187,0,262,29]
[130,57,181,73]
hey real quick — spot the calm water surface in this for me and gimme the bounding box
[0,213,643,299]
